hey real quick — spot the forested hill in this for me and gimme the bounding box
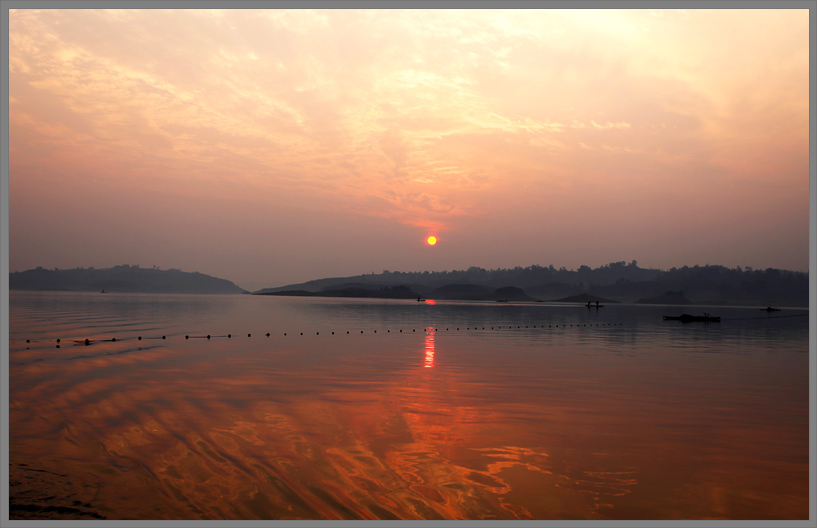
[9,265,246,294]
[254,261,808,307]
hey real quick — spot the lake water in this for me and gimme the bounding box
[7,291,810,520]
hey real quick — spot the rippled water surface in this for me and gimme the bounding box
[8,291,810,520]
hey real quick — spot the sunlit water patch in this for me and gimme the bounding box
[8,292,809,520]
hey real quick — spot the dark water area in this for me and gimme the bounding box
[7,291,810,520]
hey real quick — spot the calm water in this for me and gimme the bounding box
[8,291,810,520]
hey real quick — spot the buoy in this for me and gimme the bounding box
[228,334,232,338]
[56,339,60,343]
[266,333,270,337]
[26,339,30,343]
[112,337,116,342]
[84,338,90,345]
[185,335,189,339]
[248,333,251,337]
[138,336,142,340]
[162,336,166,339]
[207,335,211,339]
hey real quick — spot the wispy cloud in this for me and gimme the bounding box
[8,9,810,282]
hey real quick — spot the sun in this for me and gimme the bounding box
[426,236,437,246]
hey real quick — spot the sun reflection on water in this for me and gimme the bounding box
[424,328,435,368]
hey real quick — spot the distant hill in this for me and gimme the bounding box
[636,291,692,305]
[492,286,537,302]
[10,265,246,294]
[256,284,537,301]
[429,283,493,300]
[318,285,419,299]
[550,293,621,304]
[254,261,808,307]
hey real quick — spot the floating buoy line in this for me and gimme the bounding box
[13,313,808,348]
[15,322,627,347]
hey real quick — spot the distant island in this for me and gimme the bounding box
[9,265,246,294]
[252,261,808,308]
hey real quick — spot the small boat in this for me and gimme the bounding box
[761,306,781,312]
[100,289,108,293]
[663,314,720,323]
[586,304,604,308]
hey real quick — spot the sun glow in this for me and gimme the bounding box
[427,236,437,246]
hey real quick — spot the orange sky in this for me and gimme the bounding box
[7,9,810,289]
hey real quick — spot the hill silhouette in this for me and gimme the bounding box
[551,293,620,304]
[10,265,246,294]
[253,261,808,307]
[11,261,808,306]
[636,291,692,305]
[430,283,493,300]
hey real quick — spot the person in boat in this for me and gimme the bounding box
[595,300,599,307]
[586,300,591,307]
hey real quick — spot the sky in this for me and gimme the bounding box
[7,8,811,291]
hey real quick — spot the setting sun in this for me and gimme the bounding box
[426,236,437,246]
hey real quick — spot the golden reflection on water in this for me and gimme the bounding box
[8,304,810,521]
[9,337,616,519]
[423,328,435,368]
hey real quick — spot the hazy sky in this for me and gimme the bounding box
[8,8,810,290]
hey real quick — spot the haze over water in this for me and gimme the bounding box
[9,292,809,520]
